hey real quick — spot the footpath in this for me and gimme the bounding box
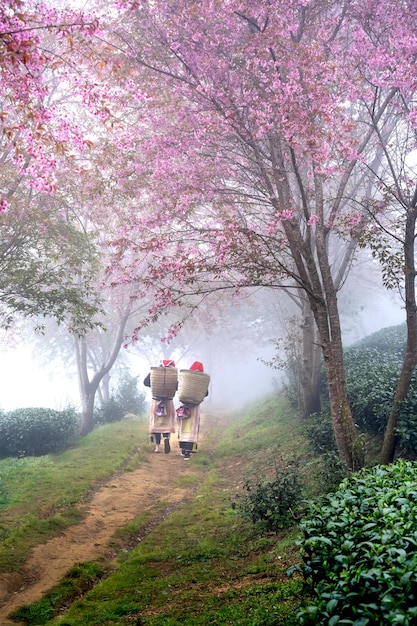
[0,423,212,625]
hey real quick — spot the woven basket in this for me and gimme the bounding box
[150,367,178,399]
[178,369,210,405]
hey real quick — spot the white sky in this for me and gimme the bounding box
[0,346,79,411]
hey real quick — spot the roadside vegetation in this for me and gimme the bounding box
[3,396,310,625]
[3,323,417,625]
[0,419,148,573]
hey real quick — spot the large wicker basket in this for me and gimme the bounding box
[178,369,210,405]
[150,367,178,399]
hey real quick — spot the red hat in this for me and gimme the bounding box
[162,359,175,367]
[190,361,204,372]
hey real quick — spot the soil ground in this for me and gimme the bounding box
[0,420,217,625]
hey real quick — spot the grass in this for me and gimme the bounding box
[4,396,322,625]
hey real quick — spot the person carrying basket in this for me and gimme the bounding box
[144,359,177,454]
[176,361,209,460]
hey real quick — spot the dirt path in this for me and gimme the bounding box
[0,438,201,625]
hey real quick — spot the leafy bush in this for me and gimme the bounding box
[344,345,403,434]
[396,405,417,458]
[95,375,146,424]
[94,397,125,424]
[0,407,79,457]
[236,460,303,532]
[115,374,146,415]
[352,323,406,356]
[305,413,337,455]
[304,413,347,493]
[297,459,417,625]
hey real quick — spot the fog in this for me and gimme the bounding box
[0,346,79,411]
[0,335,279,412]
[0,283,406,414]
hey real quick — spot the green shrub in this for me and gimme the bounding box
[115,374,146,415]
[305,413,337,455]
[344,345,402,434]
[236,460,303,532]
[94,397,125,424]
[304,413,348,492]
[319,323,417,456]
[0,407,79,457]
[297,459,417,625]
[95,375,146,424]
[352,323,406,356]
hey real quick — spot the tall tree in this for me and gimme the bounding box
[360,183,417,463]
[381,205,417,463]
[102,0,417,468]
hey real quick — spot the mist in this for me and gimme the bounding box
[0,345,79,411]
[0,277,407,414]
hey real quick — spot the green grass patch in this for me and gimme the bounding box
[4,396,311,625]
[112,512,151,544]
[9,562,107,625]
[215,395,307,461]
[36,413,305,625]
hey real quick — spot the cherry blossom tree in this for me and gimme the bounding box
[345,0,417,462]
[4,0,417,463]
[0,0,113,329]
[98,0,417,469]
[0,0,102,193]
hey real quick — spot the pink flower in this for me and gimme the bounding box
[347,212,361,228]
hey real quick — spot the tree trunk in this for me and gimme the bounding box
[301,305,322,417]
[380,358,416,464]
[100,373,111,404]
[381,204,417,463]
[75,309,132,436]
[79,378,99,437]
[282,192,362,470]
[315,298,362,470]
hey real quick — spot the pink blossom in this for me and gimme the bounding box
[347,212,362,228]
[0,198,9,214]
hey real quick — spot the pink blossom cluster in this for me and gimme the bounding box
[2,0,417,334]
[100,0,417,323]
[0,0,102,192]
[0,197,8,213]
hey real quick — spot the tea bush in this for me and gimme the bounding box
[94,397,125,424]
[319,323,417,456]
[304,413,347,492]
[0,406,79,457]
[305,412,337,455]
[344,345,403,435]
[336,324,406,436]
[297,459,417,625]
[236,461,303,532]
